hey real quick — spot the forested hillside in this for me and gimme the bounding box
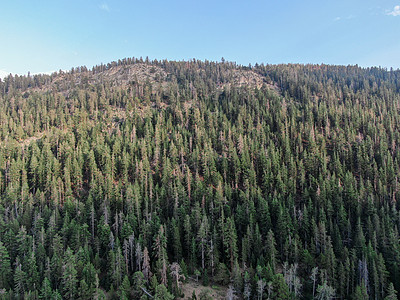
[0,58,400,299]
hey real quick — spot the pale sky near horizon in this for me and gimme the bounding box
[1,0,400,78]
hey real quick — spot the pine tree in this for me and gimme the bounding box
[132,271,146,298]
[119,275,131,300]
[385,283,398,300]
[265,230,277,270]
[61,248,78,299]
[0,241,12,289]
[26,250,39,291]
[39,277,53,299]
[14,260,27,297]
[316,281,335,300]
[154,225,168,286]
[78,279,92,300]
[154,284,174,300]
[224,217,238,271]
[198,215,209,270]
[353,284,368,300]
[272,274,291,300]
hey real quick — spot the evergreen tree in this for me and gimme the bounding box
[0,241,12,289]
[384,283,398,300]
[154,284,174,300]
[61,248,78,299]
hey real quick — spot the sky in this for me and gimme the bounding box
[0,0,400,78]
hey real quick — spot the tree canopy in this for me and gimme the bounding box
[0,58,399,299]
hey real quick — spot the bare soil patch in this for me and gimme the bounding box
[180,279,227,299]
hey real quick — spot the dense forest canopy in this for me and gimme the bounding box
[0,58,400,299]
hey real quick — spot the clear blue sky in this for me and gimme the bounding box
[1,0,400,77]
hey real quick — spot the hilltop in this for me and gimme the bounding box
[1,58,277,96]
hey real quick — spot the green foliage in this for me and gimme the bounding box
[353,285,368,300]
[39,278,53,299]
[154,284,174,300]
[61,248,78,299]
[272,274,291,300]
[0,59,400,299]
[0,241,12,290]
[214,263,230,285]
[119,275,131,299]
[385,283,398,300]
